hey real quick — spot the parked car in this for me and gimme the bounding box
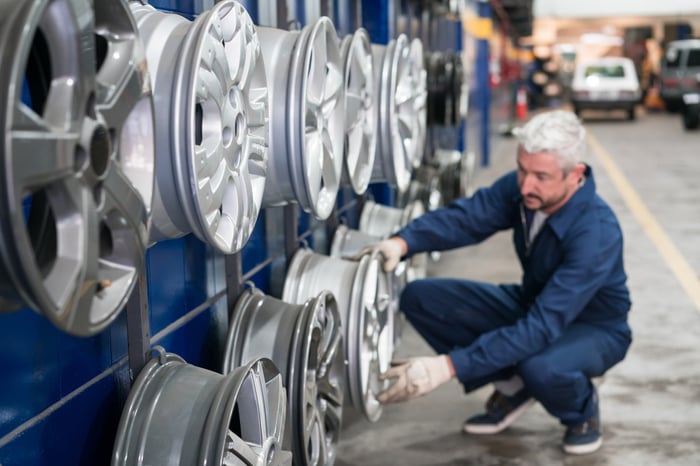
[682,92,700,129]
[659,39,700,112]
[571,57,642,120]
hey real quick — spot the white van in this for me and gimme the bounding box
[570,57,641,120]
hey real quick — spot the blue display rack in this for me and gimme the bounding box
[0,1,481,464]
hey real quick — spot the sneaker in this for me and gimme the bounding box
[563,413,603,455]
[463,389,534,434]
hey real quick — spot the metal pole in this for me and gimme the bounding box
[125,257,150,381]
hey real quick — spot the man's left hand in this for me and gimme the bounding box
[377,355,454,404]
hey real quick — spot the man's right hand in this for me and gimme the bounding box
[344,238,407,272]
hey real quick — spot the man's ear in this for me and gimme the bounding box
[570,162,586,181]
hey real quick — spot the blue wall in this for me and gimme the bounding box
[0,1,477,464]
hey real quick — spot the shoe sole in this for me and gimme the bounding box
[563,437,603,455]
[463,398,535,435]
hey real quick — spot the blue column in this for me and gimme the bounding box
[239,0,258,23]
[361,0,394,44]
[476,0,491,167]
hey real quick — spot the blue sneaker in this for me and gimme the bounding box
[563,416,602,454]
[563,404,603,455]
[463,389,534,434]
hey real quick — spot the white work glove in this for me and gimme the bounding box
[375,238,406,272]
[344,238,406,272]
[377,355,454,404]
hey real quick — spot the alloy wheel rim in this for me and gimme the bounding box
[408,38,427,168]
[282,248,393,422]
[0,0,154,335]
[113,349,291,466]
[133,1,268,254]
[224,289,345,466]
[290,17,344,219]
[258,18,343,220]
[371,35,413,192]
[340,29,376,195]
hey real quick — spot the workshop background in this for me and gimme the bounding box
[2,0,700,465]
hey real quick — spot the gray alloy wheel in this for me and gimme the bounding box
[329,224,405,350]
[282,248,394,422]
[131,1,269,254]
[369,35,414,192]
[339,29,376,195]
[358,200,427,281]
[224,288,345,466]
[258,18,344,220]
[408,38,428,168]
[0,0,154,335]
[113,349,291,466]
[358,199,424,238]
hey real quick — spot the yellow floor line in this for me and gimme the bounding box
[587,131,700,312]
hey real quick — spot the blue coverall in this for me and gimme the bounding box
[396,166,632,427]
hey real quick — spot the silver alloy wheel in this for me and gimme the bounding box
[0,0,154,335]
[329,225,405,350]
[113,349,291,466]
[358,200,427,281]
[370,35,414,192]
[258,18,344,220]
[282,248,393,422]
[224,288,345,466]
[132,1,268,254]
[328,224,381,258]
[357,200,424,238]
[340,29,376,195]
[408,38,428,168]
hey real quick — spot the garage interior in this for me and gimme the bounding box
[1,1,700,465]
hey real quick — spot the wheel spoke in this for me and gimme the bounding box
[397,106,415,138]
[43,177,97,313]
[264,370,288,445]
[308,32,329,106]
[9,126,76,190]
[315,409,329,465]
[223,430,260,466]
[220,4,247,85]
[101,168,149,241]
[318,374,343,409]
[41,77,82,129]
[320,130,338,190]
[345,90,364,131]
[321,64,343,118]
[305,129,323,194]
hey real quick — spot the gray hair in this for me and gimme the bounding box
[512,110,586,173]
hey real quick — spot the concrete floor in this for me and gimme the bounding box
[336,110,700,465]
